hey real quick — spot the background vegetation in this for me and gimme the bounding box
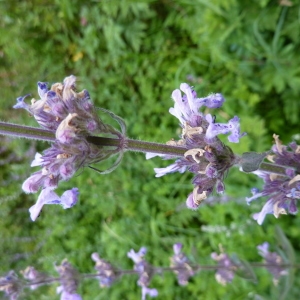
[0,0,300,299]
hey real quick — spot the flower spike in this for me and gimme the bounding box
[14,76,126,221]
[147,83,244,209]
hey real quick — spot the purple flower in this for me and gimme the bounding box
[29,188,79,221]
[252,200,275,225]
[127,247,148,265]
[55,259,81,299]
[141,287,158,300]
[127,247,158,300]
[0,271,21,300]
[206,114,246,143]
[57,289,82,300]
[257,242,288,285]
[147,83,244,209]
[170,243,195,285]
[211,252,236,286]
[91,253,117,287]
[153,162,187,177]
[14,76,125,220]
[21,266,47,290]
[247,134,300,224]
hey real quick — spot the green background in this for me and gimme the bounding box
[0,0,300,299]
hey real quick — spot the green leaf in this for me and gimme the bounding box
[240,151,269,173]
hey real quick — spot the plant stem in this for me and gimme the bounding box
[0,121,187,156]
[259,162,290,176]
[0,122,55,142]
[86,136,187,156]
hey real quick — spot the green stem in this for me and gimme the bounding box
[0,122,55,142]
[0,121,187,157]
[259,162,289,177]
[87,136,187,156]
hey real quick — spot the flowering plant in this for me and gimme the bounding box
[0,76,299,299]
[1,76,298,225]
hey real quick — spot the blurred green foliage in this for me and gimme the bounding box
[0,0,300,299]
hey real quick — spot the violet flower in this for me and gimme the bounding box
[147,83,245,209]
[127,247,158,300]
[14,76,125,221]
[170,243,195,285]
[28,188,79,221]
[247,134,300,224]
[257,242,288,285]
[20,266,47,290]
[211,252,236,286]
[55,259,81,300]
[0,271,21,300]
[57,290,82,300]
[91,252,117,287]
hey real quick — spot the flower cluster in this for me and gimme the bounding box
[257,242,288,285]
[21,261,82,300]
[0,271,21,300]
[20,266,47,290]
[91,252,117,287]
[147,83,245,209]
[211,251,236,286]
[0,241,292,299]
[170,243,195,285]
[127,247,158,300]
[14,76,125,221]
[55,259,82,300]
[247,134,300,224]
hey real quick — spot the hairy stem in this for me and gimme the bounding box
[87,136,187,156]
[0,122,55,142]
[0,121,187,156]
[259,162,290,176]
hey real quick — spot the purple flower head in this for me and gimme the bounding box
[127,247,157,299]
[0,271,21,300]
[257,242,288,285]
[211,251,236,286]
[147,83,244,210]
[14,76,126,221]
[55,259,81,299]
[91,253,117,287]
[21,266,47,290]
[247,134,300,224]
[170,243,195,286]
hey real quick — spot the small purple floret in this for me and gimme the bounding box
[37,82,48,98]
[206,114,245,143]
[257,242,287,284]
[13,95,30,110]
[29,188,79,221]
[195,93,225,109]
